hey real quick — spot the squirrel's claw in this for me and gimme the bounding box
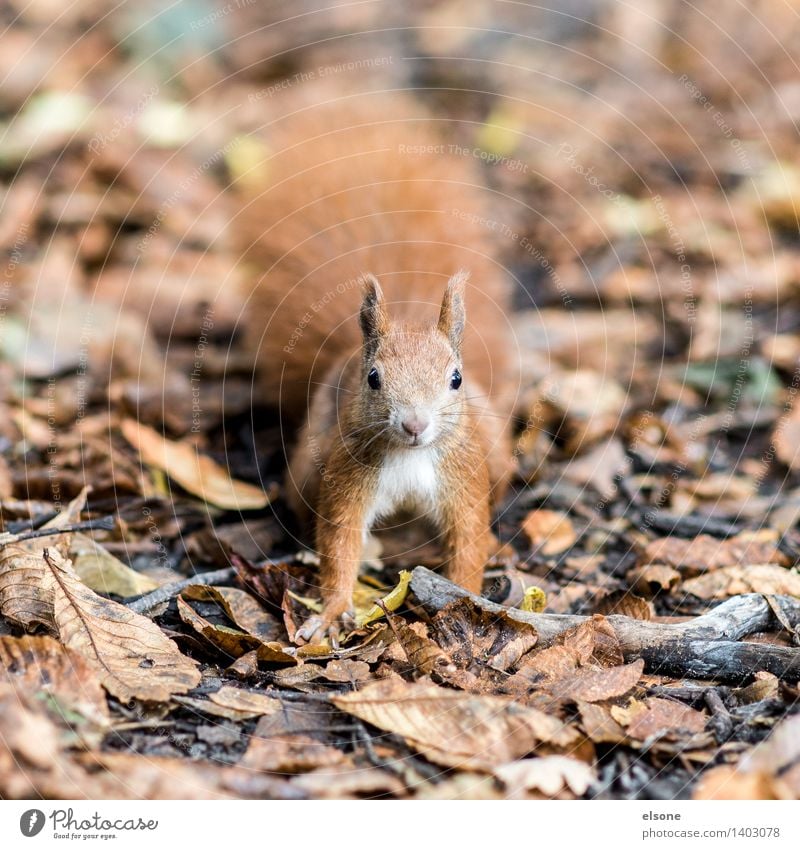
[295,608,354,646]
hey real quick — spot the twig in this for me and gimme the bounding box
[126,566,236,614]
[410,566,800,683]
[0,516,115,544]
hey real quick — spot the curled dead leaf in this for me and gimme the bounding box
[121,419,269,510]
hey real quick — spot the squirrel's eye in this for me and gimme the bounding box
[450,369,462,390]
[367,367,381,390]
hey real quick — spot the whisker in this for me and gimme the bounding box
[309,381,356,395]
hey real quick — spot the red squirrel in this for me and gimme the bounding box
[238,89,518,643]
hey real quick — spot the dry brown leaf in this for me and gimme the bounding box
[178,595,296,664]
[292,763,405,799]
[593,590,653,620]
[683,564,800,599]
[207,686,283,716]
[644,531,788,577]
[549,659,644,703]
[740,712,800,775]
[182,584,283,642]
[734,671,780,704]
[611,697,707,741]
[42,549,200,702]
[0,682,61,772]
[321,659,371,682]
[121,418,269,510]
[0,635,109,726]
[576,701,627,744]
[627,564,682,596]
[559,615,625,668]
[693,766,787,800]
[521,509,577,555]
[240,734,345,773]
[332,678,581,770]
[0,487,87,631]
[386,617,450,675]
[495,756,595,797]
[430,597,538,672]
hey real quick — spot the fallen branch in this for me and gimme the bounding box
[126,567,236,614]
[410,567,800,683]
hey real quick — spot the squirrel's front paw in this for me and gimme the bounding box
[295,607,354,647]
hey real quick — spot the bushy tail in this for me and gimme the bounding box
[235,86,516,419]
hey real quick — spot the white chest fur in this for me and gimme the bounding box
[365,447,440,527]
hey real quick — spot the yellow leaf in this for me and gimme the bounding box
[356,570,412,627]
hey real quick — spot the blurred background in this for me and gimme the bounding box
[2,0,800,554]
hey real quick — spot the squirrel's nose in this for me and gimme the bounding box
[401,413,430,438]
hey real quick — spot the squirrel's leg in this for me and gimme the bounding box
[440,467,491,595]
[295,495,365,645]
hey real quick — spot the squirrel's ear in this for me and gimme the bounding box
[359,273,388,357]
[438,270,468,355]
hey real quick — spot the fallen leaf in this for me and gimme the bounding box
[0,635,109,726]
[643,531,788,577]
[549,660,644,703]
[430,597,538,672]
[0,487,88,631]
[593,590,653,620]
[356,569,412,626]
[182,584,284,642]
[627,564,682,596]
[495,755,595,797]
[682,564,800,599]
[121,419,269,510]
[576,701,627,744]
[240,734,345,773]
[693,766,786,800]
[321,659,371,683]
[332,678,581,770]
[611,697,707,741]
[70,533,158,597]
[42,549,200,702]
[292,763,405,799]
[0,683,61,772]
[521,509,577,555]
[208,686,283,716]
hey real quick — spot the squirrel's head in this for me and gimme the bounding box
[358,271,468,449]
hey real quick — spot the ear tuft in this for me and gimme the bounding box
[438,270,468,355]
[359,273,388,358]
